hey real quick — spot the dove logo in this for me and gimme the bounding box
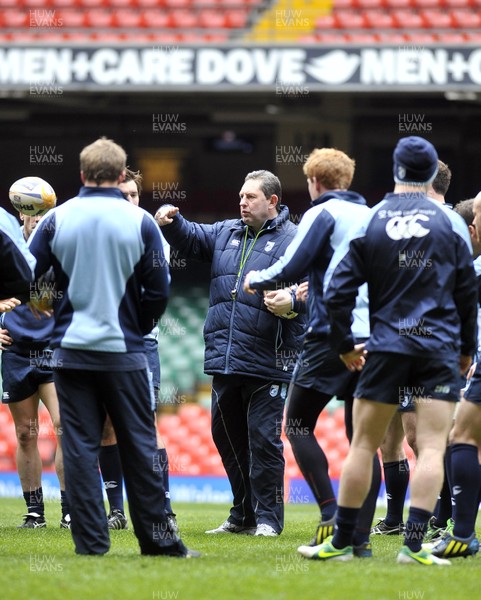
[305,51,360,85]
[385,214,430,240]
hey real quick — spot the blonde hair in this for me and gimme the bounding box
[80,137,127,185]
[303,148,355,190]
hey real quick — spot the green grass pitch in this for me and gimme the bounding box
[0,499,480,600]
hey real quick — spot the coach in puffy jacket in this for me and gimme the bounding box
[155,170,305,536]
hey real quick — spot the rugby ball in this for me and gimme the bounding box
[9,176,57,216]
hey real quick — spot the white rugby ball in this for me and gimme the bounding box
[9,176,57,216]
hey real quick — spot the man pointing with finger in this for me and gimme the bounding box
[155,170,305,536]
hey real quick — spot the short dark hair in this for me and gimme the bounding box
[432,160,452,197]
[453,198,474,227]
[124,167,143,195]
[244,170,282,202]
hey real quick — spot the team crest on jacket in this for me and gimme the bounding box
[269,384,279,397]
[264,241,275,252]
[231,239,240,246]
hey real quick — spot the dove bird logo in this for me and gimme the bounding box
[305,51,361,85]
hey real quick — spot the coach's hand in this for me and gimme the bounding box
[155,205,179,226]
[0,297,20,313]
[340,344,367,372]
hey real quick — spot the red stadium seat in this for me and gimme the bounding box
[0,0,21,6]
[107,0,136,6]
[199,10,228,27]
[347,31,379,42]
[3,10,29,26]
[441,31,468,41]
[377,31,407,42]
[57,9,87,27]
[465,31,481,41]
[364,10,396,28]
[85,9,116,27]
[451,9,481,27]
[336,10,368,28]
[415,0,442,6]
[170,9,201,27]
[356,0,385,7]
[421,9,453,27]
[384,0,412,7]
[142,11,173,27]
[315,14,339,28]
[165,0,192,6]
[113,9,143,27]
[225,9,248,27]
[404,31,438,42]
[444,0,475,5]
[393,10,426,27]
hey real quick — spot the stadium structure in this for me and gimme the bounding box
[0,0,480,500]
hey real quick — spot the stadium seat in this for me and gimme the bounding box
[57,9,87,27]
[384,0,412,7]
[393,10,426,27]
[315,14,339,28]
[451,10,481,27]
[442,31,468,41]
[421,9,453,27]
[113,9,143,27]
[3,10,29,26]
[142,11,173,27]
[377,31,407,42]
[199,10,228,27]
[404,31,438,42]
[348,32,379,42]
[335,10,368,28]
[356,0,385,8]
[85,9,116,27]
[225,9,248,27]
[364,10,396,28]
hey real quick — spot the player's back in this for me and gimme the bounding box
[361,192,474,359]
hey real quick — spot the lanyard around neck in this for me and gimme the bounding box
[231,226,263,300]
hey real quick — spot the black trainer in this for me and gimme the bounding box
[371,518,404,535]
[18,512,46,528]
[107,509,128,530]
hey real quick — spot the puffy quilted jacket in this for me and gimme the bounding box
[162,205,306,381]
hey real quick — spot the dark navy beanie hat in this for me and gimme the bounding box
[393,136,439,185]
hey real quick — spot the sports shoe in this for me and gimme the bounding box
[396,545,451,566]
[166,513,179,535]
[308,514,336,546]
[107,509,128,530]
[60,514,71,529]
[424,516,444,543]
[371,518,404,535]
[254,523,278,537]
[18,513,46,528]
[298,536,353,561]
[353,541,372,558]
[205,520,256,535]
[425,517,454,543]
[431,533,479,559]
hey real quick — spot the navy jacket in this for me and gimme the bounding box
[161,205,306,381]
[248,190,370,340]
[0,207,35,299]
[28,187,170,370]
[325,192,478,359]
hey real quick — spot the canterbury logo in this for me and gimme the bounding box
[385,214,430,240]
[104,481,118,489]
